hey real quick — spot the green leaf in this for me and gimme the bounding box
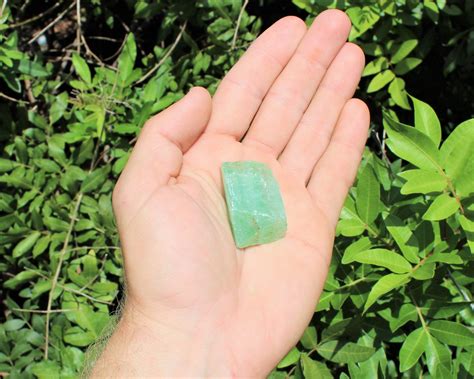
[33,235,50,257]
[388,78,410,109]
[17,59,49,77]
[394,57,423,75]
[342,237,372,264]
[72,53,92,84]
[426,251,462,265]
[300,326,318,349]
[44,216,69,232]
[49,92,69,124]
[31,361,61,379]
[412,262,436,280]
[425,334,452,376]
[384,214,419,263]
[398,169,447,194]
[389,303,418,332]
[350,249,412,273]
[321,319,352,342]
[80,166,110,193]
[301,354,333,379]
[64,326,96,347]
[459,215,474,254]
[399,328,428,371]
[0,213,18,231]
[391,39,418,64]
[383,113,441,171]
[356,164,380,224]
[13,231,41,258]
[0,158,18,172]
[362,57,388,77]
[440,119,474,197]
[364,273,411,312]
[277,346,300,368]
[34,159,61,173]
[337,218,366,237]
[118,33,137,83]
[3,270,39,289]
[4,319,26,331]
[410,95,442,147]
[422,193,459,220]
[367,70,395,93]
[429,321,474,347]
[317,341,375,363]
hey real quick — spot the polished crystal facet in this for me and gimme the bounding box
[221,161,287,248]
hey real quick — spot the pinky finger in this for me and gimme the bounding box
[307,98,370,227]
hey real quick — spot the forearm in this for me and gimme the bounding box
[89,304,232,378]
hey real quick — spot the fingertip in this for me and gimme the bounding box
[188,86,211,101]
[345,42,366,67]
[316,9,352,35]
[275,15,307,34]
[265,16,307,41]
[346,98,370,127]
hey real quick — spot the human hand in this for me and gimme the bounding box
[92,10,369,378]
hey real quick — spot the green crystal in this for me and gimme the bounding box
[221,161,287,248]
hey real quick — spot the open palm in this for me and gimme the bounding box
[111,10,369,377]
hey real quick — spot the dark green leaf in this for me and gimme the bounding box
[81,166,110,193]
[317,341,375,363]
[356,164,380,224]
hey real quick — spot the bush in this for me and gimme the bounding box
[0,1,473,378]
[270,98,474,378]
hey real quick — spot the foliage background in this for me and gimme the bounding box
[0,0,473,377]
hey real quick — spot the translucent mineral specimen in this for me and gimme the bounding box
[221,161,287,248]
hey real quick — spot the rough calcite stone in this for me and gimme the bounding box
[221,161,287,248]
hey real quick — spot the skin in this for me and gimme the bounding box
[91,10,370,378]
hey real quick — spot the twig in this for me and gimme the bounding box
[8,1,63,29]
[447,269,474,311]
[135,22,187,85]
[62,284,113,305]
[81,34,105,66]
[0,0,7,19]
[231,0,249,50]
[375,130,391,164]
[76,0,81,52]
[24,79,35,104]
[78,255,109,293]
[13,308,74,314]
[44,192,83,360]
[102,34,128,62]
[0,91,25,104]
[87,35,122,43]
[67,245,121,252]
[28,1,75,45]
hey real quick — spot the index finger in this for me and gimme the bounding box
[205,16,307,140]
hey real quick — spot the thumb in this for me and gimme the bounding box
[113,87,212,226]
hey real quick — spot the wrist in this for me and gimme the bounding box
[90,300,233,377]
